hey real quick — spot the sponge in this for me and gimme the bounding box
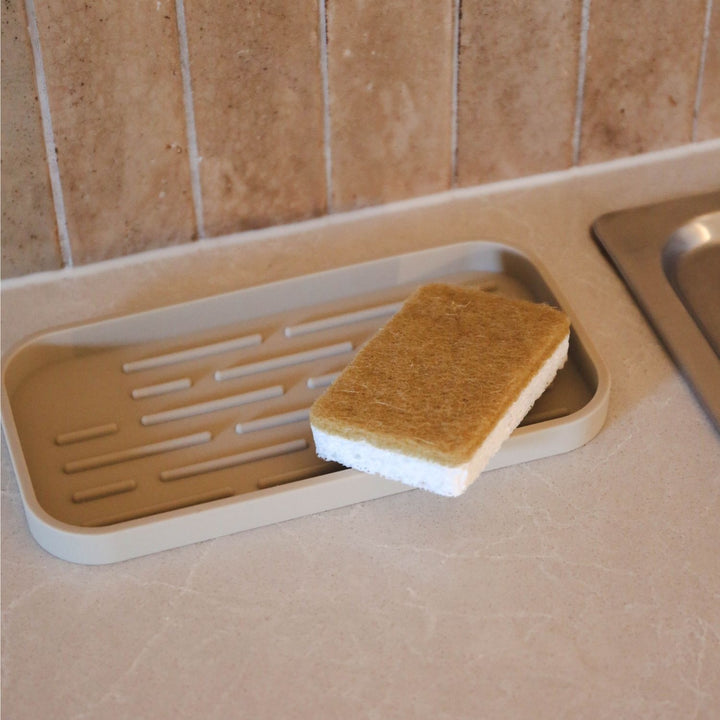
[309,282,570,496]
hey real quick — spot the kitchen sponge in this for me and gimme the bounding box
[309,282,570,496]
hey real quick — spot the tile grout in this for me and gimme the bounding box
[319,0,333,213]
[692,0,714,142]
[451,0,462,186]
[175,0,206,239]
[24,0,73,268]
[572,0,592,166]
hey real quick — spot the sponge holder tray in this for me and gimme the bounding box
[2,242,610,564]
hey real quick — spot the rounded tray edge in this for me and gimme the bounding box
[18,468,409,565]
[2,239,612,563]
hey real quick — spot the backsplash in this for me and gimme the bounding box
[2,0,718,279]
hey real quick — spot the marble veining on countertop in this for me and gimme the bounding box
[2,143,720,719]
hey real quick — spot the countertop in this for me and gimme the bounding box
[3,143,720,719]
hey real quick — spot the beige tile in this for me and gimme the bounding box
[696,0,720,140]
[185,1,326,237]
[457,1,581,186]
[33,0,195,264]
[328,0,453,211]
[1,1,61,278]
[580,0,707,164]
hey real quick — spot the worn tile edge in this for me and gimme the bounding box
[693,0,715,141]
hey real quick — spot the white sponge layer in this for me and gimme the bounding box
[311,333,569,496]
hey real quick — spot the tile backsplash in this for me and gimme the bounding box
[2,0,718,278]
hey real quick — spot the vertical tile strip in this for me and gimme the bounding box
[328,0,453,209]
[456,1,580,185]
[33,0,196,263]
[580,0,705,164]
[1,0,61,277]
[451,0,462,185]
[23,0,73,267]
[175,0,206,239]
[183,1,326,237]
[693,0,715,141]
[572,0,592,165]
[319,0,333,212]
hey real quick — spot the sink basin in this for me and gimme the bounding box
[662,212,720,358]
[593,191,720,432]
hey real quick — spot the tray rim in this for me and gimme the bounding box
[1,240,610,564]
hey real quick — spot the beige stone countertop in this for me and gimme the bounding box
[3,143,720,719]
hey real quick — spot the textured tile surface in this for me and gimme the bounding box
[457,0,581,186]
[697,0,720,140]
[3,0,719,281]
[1,1,61,278]
[328,0,453,210]
[33,0,196,264]
[580,0,707,164]
[185,0,326,237]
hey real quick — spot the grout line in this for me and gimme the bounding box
[451,0,462,185]
[175,0,206,239]
[24,0,73,268]
[572,0,592,166]
[319,0,333,212]
[693,0,714,141]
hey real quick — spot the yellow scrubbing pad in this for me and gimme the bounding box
[309,282,570,496]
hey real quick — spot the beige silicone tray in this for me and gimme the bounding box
[2,242,609,564]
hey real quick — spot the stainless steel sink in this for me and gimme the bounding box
[662,212,720,358]
[593,191,720,432]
